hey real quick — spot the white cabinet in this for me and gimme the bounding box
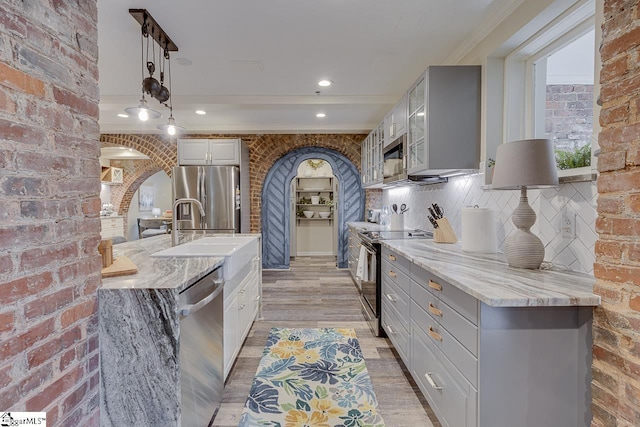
[406,66,480,176]
[384,93,407,147]
[223,240,261,380]
[100,217,124,239]
[178,138,241,165]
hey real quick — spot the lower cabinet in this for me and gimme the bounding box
[223,255,261,380]
[381,247,593,427]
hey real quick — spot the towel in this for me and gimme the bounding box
[356,245,368,283]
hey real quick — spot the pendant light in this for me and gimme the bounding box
[156,43,185,135]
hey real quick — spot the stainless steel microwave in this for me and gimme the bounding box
[382,134,407,184]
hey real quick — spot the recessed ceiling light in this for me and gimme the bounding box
[117,113,129,118]
[195,110,206,115]
[318,80,332,87]
[316,113,326,118]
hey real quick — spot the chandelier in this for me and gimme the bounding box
[125,9,185,135]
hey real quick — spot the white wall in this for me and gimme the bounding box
[126,171,173,240]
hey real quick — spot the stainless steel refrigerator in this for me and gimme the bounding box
[172,165,242,233]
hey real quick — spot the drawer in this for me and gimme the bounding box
[412,265,478,325]
[382,277,410,328]
[382,247,411,275]
[411,321,477,427]
[412,281,478,356]
[382,259,411,296]
[382,305,409,366]
[412,300,477,388]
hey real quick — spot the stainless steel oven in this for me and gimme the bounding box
[357,229,431,337]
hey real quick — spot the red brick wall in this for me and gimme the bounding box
[593,1,640,425]
[0,2,101,426]
[100,133,365,232]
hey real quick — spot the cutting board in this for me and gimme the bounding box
[102,256,138,278]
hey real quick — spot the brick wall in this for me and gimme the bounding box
[0,1,101,426]
[546,84,594,152]
[592,0,640,425]
[100,133,364,233]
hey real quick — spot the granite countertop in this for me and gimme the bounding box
[100,235,225,292]
[381,239,600,308]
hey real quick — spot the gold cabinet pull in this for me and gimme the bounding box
[389,270,397,278]
[389,254,396,261]
[385,293,397,302]
[428,280,442,292]
[428,303,443,317]
[428,326,443,342]
[425,372,442,390]
[387,325,397,335]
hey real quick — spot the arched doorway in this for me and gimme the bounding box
[261,147,364,269]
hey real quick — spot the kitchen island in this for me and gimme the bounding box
[99,234,261,427]
[378,238,598,427]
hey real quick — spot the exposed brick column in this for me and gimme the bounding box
[593,1,640,425]
[0,2,101,426]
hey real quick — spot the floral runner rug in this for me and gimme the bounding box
[239,327,385,427]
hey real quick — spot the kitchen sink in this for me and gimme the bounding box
[151,235,259,279]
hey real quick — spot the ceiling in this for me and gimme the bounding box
[97,0,512,134]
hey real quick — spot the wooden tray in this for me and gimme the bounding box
[102,256,138,278]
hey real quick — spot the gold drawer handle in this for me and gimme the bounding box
[389,270,397,278]
[428,303,443,317]
[428,326,443,342]
[428,280,442,292]
[387,325,397,335]
[389,254,396,261]
[425,372,442,390]
[385,293,397,302]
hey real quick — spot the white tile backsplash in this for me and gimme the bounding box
[382,174,597,274]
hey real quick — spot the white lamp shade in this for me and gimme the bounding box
[492,139,559,189]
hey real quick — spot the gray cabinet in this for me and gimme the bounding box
[381,247,593,427]
[384,93,407,147]
[360,123,384,188]
[407,66,481,176]
[347,227,362,284]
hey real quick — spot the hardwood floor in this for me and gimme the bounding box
[212,256,441,427]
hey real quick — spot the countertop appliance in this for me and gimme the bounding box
[179,267,225,426]
[357,229,432,336]
[173,165,243,233]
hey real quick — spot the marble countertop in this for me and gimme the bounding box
[101,235,225,292]
[346,221,387,231]
[381,239,599,307]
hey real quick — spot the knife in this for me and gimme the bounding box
[428,215,439,229]
[433,203,444,219]
[428,206,438,220]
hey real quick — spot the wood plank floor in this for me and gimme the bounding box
[212,256,441,427]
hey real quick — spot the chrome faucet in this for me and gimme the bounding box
[172,198,206,246]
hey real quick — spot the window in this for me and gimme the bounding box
[504,0,597,178]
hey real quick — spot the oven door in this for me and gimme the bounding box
[359,240,381,336]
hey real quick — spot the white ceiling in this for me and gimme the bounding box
[97,0,511,134]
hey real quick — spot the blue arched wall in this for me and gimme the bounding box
[262,147,364,269]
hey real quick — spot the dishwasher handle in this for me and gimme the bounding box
[180,280,224,317]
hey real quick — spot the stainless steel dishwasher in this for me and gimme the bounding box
[179,267,224,426]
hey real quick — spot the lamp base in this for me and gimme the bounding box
[504,230,545,269]
[504,187,545,269]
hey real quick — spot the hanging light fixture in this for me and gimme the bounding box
[126,9,184,134]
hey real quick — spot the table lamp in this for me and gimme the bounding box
[491,139,559,269]
[152,207,162,218]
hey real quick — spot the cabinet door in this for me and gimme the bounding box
[178,139,210,165]
[407,74,427,173]
[393,92,407,137]
[383,111,394,147]
[361,135,369,186]
[209,139,240,165]
[223,293,239,380]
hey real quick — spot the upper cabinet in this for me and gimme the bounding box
[100,166,123,184]
[178,138,241,165]
[361,122,384,188]
[407,66,480,176]
[384,93,407,147]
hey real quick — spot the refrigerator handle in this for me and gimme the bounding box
[199,167,207,229]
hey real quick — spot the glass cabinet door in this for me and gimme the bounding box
[408,75,426,171]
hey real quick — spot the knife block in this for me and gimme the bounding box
[98,239,113,268]
[434,217,458,243]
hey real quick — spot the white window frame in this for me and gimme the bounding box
[503,0,597,180]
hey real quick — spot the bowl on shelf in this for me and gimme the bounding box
[318,212,331,219]
[302,211,315,218]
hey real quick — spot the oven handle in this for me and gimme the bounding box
[360,239,376,255]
